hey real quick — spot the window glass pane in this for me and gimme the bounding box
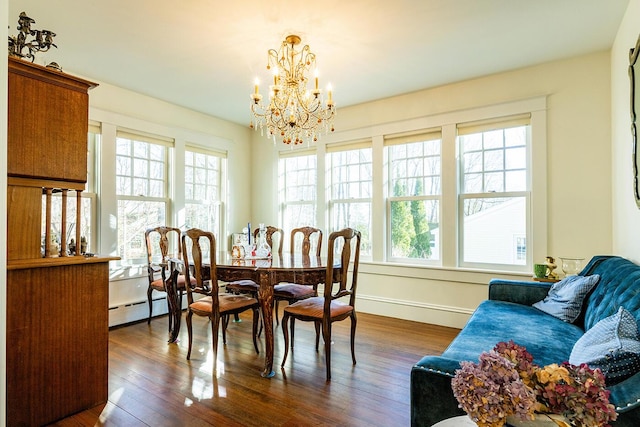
[505,127,527,147]
[282,204,316,232]
[390,199,439,260]
[116,139,130,155]
[483,129,504,149]
[117,200,166,265]
[483,150,503,171]
[332,201,371,256]
[133,141,148,158]
[484,172,504,192]
[149,161,164,180]
[116,137,166,198]
[506,170,527,192]
[464,173,482,193]
[133,178,148,195]
[185,203,220,236]
[149,179,163,197]
[462,197,526,265]
[133,159,147,177]
[461,125,529,194]
[279,154,317,238]
[184,148,223,238]
[117,176,131,195]
[505,147,526,169]
[463,152,482,173]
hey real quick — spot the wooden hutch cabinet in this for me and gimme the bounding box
[6,56,116,426]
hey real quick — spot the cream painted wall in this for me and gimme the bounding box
[252,52,613,328]
[612,0,640,262]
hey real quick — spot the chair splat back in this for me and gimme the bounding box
[290,226,323,256]
[181,228,218,305]
[325,228,360,308]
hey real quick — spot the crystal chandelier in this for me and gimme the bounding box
[250,35,335,145]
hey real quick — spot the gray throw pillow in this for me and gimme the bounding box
[532,274,600,322]
[569,307,640,385]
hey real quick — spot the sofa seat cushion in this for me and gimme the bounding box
[441,300,585,370]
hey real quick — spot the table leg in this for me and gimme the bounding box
[257,270,275,378]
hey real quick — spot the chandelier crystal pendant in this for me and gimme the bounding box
[250,35,335,145]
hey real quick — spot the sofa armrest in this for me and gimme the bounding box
[411,356,465,426]
[488,279,551,306]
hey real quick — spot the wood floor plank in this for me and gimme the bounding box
[47,309,459,426]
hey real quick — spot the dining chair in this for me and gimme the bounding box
[272,226,323,324]
[181,228,260,363]
[145,226,192,331]
[280,227,361,380]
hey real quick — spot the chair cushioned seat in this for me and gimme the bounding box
[150,274,192,291]
[274,283,316,299]
[284,296,353,319]
[226,279,259,293]
[190,294,258,314]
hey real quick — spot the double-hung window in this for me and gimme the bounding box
[115,130,172,266]
[457,115,531,269]
[279,151,317,251]
[184,146,225,239]
[327,143,373,256]
[386,129,442,263]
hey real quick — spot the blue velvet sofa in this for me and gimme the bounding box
[410,255,640,426]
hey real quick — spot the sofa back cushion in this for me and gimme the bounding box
[581,256,640,331]
[532,274,600,322]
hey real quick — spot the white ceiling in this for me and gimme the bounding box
[8,0,630,126]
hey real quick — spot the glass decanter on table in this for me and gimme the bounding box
[255,223,272,258]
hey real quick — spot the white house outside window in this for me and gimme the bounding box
[457,114,531,270]
[115,130,172,266]
[327,143,373,256]
[184,146,225,239]
[386,130,442,263]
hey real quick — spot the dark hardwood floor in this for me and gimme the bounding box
[49,309,459,427]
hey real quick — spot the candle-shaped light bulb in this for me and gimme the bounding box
[327,83,333,104]
[273,67,279,85]
[254,78,260,95]
[314,69,319,90]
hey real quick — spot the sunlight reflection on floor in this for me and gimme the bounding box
[102,387,125,422]
[186,346,228,401]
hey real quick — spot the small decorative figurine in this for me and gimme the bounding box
[80,236,88,255]
[545,256,560,280]
[8,11,57,62]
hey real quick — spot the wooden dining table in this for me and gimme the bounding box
[165,252,340,378]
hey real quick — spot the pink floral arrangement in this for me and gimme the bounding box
[451,341,618,427]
